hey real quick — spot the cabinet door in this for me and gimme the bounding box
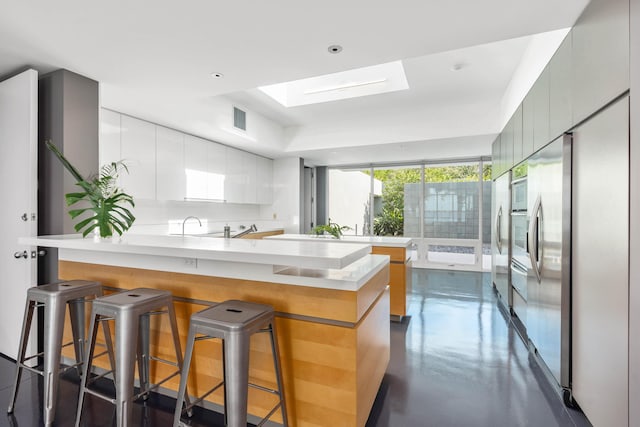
[244,153,257,204]
[512,105,523,165]
[207,142,226,201]
[256,156,273,204]
[572,97,628,427]
[571,0,629,124]
[99,109,121,166]
[225,148,246,204]
[156,126,184,201]
[522,92,535,159]
[549,33,572,140]
[491,135,501,179]
[120,116,156,200]
[533,66,550,152]
[184,135,208,200]
[501,117,514,171]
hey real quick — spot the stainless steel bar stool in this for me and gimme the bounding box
[173,300,288,427]
[7,280,110,426]
[75,288,190,427]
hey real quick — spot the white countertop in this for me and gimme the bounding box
[266,233,412,248]
[20,234,371,270]
[20,234,387,291]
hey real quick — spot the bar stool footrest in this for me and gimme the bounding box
[180,380,225,415]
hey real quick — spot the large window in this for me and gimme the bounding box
[372,166,421,237]
[327,159,491,271]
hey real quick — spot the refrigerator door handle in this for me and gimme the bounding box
[528,195,543,283]
[495,206,502,254]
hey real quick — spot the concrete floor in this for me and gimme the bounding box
[0,269,591,426]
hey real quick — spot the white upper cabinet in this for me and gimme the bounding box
[120,115,156,200]
[99,109,121,166]
[207,142,226,201]
[184,135,209,200]
[571,0,629,125]
[512,105,523,165]
[549,34,572,141]
[532,66,550,152]
[225,148,248,204]
[256,156,273,205]
[522,92,535,159]
[100,110,273,204]
[156,126,184,201]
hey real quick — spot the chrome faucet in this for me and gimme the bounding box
[182,216,202,236]
[232,224,257,238]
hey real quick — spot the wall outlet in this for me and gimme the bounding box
[183,258,197,268]
[272,212,277,219]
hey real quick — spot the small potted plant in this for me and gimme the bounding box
[309,219,351,239]
[46,140,135,238]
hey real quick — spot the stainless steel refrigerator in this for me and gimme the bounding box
[525,134,572,391]
[491,171,511,310]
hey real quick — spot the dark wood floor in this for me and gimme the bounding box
[1,270,591,426]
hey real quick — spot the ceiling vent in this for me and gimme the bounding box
[233,107,246,131]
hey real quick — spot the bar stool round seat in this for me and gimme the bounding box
[7,280,106,426]
[173,300,288,427]
[75,287,190,427]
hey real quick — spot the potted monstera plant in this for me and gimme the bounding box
[46,140,135,238]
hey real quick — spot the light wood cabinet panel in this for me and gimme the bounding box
[156,126,184,201]
[371,246,409,318]
[571,0,629,124]
[549,33,573,140]
[120,116,156,200]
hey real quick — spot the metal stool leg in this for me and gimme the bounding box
[224,331,250,427]
[115,313,139,427]
[75,311,101,427]
[269,321,288,427]
[167,301,191,411]
[172,324,196,427]
[68,298,87,375]
[137,313,150,400]
[43,298,67,425]
[7,300,36,415]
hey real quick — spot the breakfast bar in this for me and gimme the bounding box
[20,234,391,427]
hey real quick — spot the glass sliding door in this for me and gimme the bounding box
[418,161,489,270]
[325,158,490,272]
[372,165,421,237]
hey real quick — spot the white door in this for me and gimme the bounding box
[0,69,38,359]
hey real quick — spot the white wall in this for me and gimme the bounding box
[328,169,381,234]
[262,157,302,234]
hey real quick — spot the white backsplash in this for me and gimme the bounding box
[128,199,283,235]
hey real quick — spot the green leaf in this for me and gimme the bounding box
[45,140,86,183]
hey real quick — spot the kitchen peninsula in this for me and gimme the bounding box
[20,234,390,427]
[267,234,412,320]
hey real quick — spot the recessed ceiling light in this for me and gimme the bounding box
[211,72,224,78]
[328,45,343,54]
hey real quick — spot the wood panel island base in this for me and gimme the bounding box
[24,235,390,427]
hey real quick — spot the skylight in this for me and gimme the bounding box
[258,61,409,107]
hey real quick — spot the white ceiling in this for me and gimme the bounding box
[0,0,589,166]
